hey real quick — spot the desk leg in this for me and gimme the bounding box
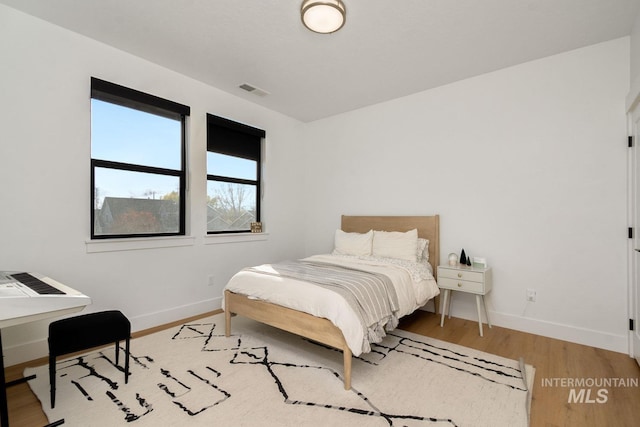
[476,295,484,337]
[1,330,9,427]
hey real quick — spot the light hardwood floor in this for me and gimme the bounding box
[400,311,640,427]
[4,310,640,426]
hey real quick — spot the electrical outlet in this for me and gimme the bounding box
[208,275,215,286]
[526,288,536,302]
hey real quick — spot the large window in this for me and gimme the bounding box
[206,114,265,233]
[91,78,190,239]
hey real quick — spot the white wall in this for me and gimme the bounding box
[0,5,307,365]
[0,4,633,365]
[302,37,630,353]
[630,12,640,90]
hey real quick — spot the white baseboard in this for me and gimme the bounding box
[488,310,628,354]
[128,297,223,332]
[4,297,224,367]
[7,297,628,367]
[433,304,629,354]
[3,337,49,368]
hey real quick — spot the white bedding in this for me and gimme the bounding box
[223,253,440,356]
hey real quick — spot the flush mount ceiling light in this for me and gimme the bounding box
[301,0,346,34]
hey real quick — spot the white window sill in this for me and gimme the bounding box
[204,232,269,245]
[86,235,196,253]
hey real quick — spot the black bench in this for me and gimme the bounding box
[48,310,130,408]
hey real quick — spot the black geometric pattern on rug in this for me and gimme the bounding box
[172,322,462,426]
[52,320,528,426]
[332,333,528,392]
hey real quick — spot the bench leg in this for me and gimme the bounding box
[124,337,130,384]
[49,355,56,409]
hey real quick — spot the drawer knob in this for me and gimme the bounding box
[457,273,462,278]
[458,283,462,287]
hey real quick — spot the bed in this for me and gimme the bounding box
[224,215,440,390]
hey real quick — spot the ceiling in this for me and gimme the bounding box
[2,0,640,122]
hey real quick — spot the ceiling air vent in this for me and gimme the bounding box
[239,83,269,97]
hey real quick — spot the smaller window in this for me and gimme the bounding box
[206,114,265,233]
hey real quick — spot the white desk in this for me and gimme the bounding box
[0,272,90,427]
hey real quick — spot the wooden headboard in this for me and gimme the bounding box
[341,215,440,277]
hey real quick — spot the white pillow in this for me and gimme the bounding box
[372,229,418,262]
[417,238,430,262]
[333,229,373,256]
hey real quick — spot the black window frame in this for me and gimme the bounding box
[206,113,265,234]
[90,77,190,239]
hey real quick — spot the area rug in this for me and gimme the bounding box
[26,313,534,426]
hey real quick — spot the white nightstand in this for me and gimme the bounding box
[437,264,492,336]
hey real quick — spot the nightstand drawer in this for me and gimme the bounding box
[438,268,484,283]
[438,277,484,293]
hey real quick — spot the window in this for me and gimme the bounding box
[91,78,190,239]
[206,114,265,233]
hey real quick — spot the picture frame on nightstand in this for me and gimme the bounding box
[472,257,487,269]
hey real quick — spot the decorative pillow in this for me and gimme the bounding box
[417,238,430,262]
[372,229,418,262]
[333,229,373,256]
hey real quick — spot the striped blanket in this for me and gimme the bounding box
[245,260,400,348]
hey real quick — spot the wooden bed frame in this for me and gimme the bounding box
[224,215,440,390]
